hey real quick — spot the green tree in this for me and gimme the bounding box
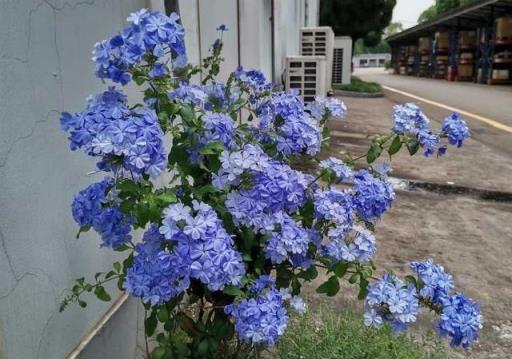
[418,5,437,23]
[319,0,397,47]
[436,0,460,13]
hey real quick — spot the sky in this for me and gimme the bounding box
[392,0,435,29]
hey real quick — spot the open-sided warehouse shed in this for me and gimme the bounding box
[387,0,512,85]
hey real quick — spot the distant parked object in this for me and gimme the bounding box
[354,53,391,68]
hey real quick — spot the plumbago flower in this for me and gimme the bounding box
[59,9,481,358]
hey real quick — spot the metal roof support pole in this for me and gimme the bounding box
[449,20,459,80]
[481,5,495,84]
[428,36,435,78]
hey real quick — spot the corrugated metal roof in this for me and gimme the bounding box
[387,0,512,43]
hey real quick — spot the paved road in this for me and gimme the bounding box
[356,68,512,156]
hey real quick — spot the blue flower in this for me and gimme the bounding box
[409,259,454,305]
[234,67,272,100]
[364,274,419,332]
[352,170,395,222]
[307,96,347,120]
[319,157,353,181]
[71,178,133,248]
[437,293,482,348]
[225,275,289,346]
[441,112,470,147]
[92,10,186,84]
[314,189,355,238]
[392,103,430,135]
[157,202,245,291]
[264,215,312,266]
[216,24,229,32]
[169,82,207,105]
[202,112,237,149]
[61,88,167,179]
[417,130,440,157]
[323,225,376,263]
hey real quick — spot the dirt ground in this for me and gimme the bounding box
[305,96,512,358]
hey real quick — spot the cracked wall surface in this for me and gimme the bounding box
[0,1,147,358]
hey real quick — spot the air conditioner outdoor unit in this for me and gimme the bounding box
[300,27,334,92]
[285,56,327,103]
[332,36,353,85]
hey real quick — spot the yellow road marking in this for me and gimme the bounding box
[382,85,512,134]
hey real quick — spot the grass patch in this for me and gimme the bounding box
[333,76,382,93]
[275,306,448,359]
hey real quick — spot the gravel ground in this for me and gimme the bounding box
[305,96,512,358]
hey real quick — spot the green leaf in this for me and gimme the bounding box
[76,226,90,239]
[113,262,122,273]
[199,141,224,155]
[114,243,131,252]
[179,106,196,125]
[358,278,369,300]
[78,299,87,308]
[333,262,349,278]
[366,143,382,164]
[152,346,167,359]
[223,285,243,297]
[348,273,359,284]
[388,135,402,156]
[145,312,158,337]
[94,286,111,302]
[117,179,139,193]
[291,277,301,295]
[157,307,169,323]
[316,276,340,297]
[197,339,209,356]
[407,140,420,156]
[297,266,318,281]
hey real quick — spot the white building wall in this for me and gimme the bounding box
[178,0,318,85]
[0,1,148,359]
[239,0,273,80]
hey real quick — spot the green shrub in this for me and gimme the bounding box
[333,76,382,93]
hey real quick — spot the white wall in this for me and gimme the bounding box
[0,1,147,358]
[239,0,273,80]
[178,0,319,85]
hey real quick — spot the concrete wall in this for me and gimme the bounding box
[0,1,148,358]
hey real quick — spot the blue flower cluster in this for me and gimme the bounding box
[169,82,208,106]
[221,153,308,231]
[265,214,312,267]
[364,274,419,332]
[314,189,355,238]
[201,112,237,149]
[408,259,481,347]
[352,170,395,222]
[410,259,454,304]
[124,225,190,305]
[324,225,376,263]
[159,201,246,291]
[441,112,470,147]
[60,88,167,179]
[71,178,132,248]
[438,293,483,348]
[319,157,353,182]
[392,103,430,135]
[258,91,322,156]
[92,9,186,84]
[307,96,347,121]
[234,67,272,101]
[225,276,289,346]
[392,103,470,157]
[169,82,241,113]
